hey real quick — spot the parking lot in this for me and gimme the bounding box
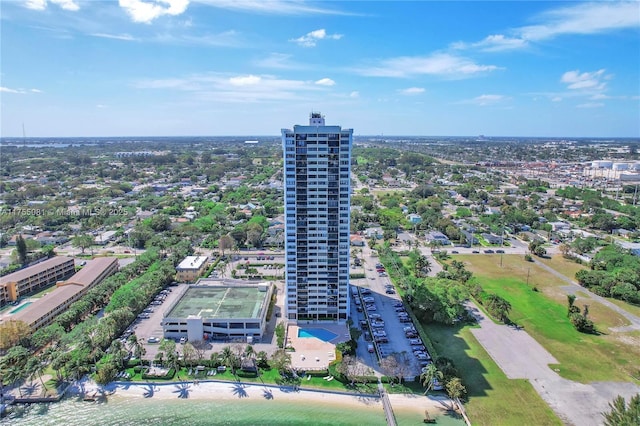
[351,245,429,380]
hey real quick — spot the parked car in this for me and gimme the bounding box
[367,343,375,353]
[147,337,159,343]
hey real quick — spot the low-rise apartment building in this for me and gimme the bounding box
[176,255,209,283]
[10,257,119,332]
[0,257,76,305]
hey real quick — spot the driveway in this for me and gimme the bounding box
[467,301,640,426]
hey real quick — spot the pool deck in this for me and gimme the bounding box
[287,324,350,371]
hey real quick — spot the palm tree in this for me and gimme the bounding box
[445,377,467,410]
[7,365,26,397]
[415,255,431,277]
[602,394,640,426]
[220,346,238,373]
[420,363,443,394]
[26,355,48,392]
[485,294,512,323]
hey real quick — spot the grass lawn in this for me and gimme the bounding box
[538,254,640,318]
[423,322,561,426]
[458,255,640,383]
[607,297,640,319]
[120,366,370,393]
[537,255,587,282]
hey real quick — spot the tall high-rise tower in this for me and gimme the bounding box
[282,113,352,322]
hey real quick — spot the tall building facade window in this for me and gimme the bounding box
[282,113,352,323]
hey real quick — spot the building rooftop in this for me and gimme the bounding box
[11,284,83,326]
[166,282,270,319]
[9,257,118,327]
[0,256,74,285]
[63,257,118,286]
[176,256,208,271]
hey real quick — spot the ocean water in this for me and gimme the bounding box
[2,394,466,425]
[3,395,388,426]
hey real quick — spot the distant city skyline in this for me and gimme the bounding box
[1,1,639,137]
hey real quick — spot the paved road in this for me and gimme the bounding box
[533,259,640,332]
[467,301,640,426]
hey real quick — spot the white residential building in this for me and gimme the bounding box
[282,113,352,322]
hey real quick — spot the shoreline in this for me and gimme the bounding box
[66,377,453,419]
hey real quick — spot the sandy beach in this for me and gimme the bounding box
[69,378,453,420]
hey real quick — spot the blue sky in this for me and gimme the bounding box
[1,0,639,137]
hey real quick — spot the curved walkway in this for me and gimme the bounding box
[466,301,640,426]
[533,258,640,331]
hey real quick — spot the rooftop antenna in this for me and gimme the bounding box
[22,123,26,147]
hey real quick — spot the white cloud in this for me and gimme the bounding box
[152,30,240,47]
[30,88,43,93]
[291,29,342,47]
[119,0,190,24]
[349,91,359,98]
[193,0,351,15]
[50,0,79,11]
[399,87,425,95]
[520,2,640,41]
[577,102,604,109]
[136,72,327,103]
[453,2,639,54]
[551,96,562,102]
[23,0,79,10]
[315,78,335,86]
[561,69,610,91]
[96,104,108,108]
[90,33,136,41]
[254,53,300,70]
[590,93,611,100]
[358,53,499,78]
[229,75,261,86]
[24,0,47,10]
[461,94,509,106]
[0,87,25,94]
[452,34,528,52]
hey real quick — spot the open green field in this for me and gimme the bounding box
[607,297,640,319]
[423,322,561,426]
[538,254,587,282]
[457,255,640,383]
[538,254,640,318]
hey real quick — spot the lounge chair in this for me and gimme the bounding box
[327,376,334,381]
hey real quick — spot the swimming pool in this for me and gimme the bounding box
[9,302,32,314]
[297,328,338,342]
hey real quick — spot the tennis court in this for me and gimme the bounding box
[167,286,268,319]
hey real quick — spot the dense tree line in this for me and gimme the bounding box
[575,246,640,305]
